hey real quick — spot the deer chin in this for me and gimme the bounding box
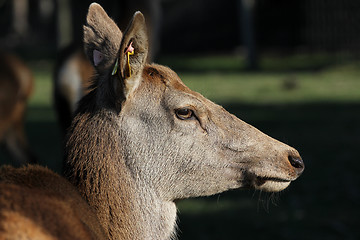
[253,176,291,192]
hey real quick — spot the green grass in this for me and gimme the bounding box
[159,54,360,105]
[181,69,360,104]
[27,61,63,171]
[1,55,359,239]
[28,61,55,107]
[159,52,351,72]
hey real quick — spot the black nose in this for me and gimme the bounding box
[288,154,304,176]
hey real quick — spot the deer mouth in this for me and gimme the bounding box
[253,176,292,192]
[242,172,293,192]
[256,176,291,184]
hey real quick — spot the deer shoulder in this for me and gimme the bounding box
[0,165,106,240]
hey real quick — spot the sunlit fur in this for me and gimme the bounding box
[0,3,303,240]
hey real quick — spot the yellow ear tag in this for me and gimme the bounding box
[127,50,134,78]
[111,58,119,76]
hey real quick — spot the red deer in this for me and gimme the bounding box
[0,53,36,165]
[0,3,304,239]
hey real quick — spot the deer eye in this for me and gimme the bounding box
[175,108,194,120]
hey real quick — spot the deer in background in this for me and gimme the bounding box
[0,3,304,239]
[54,47,94,136]
[0,53,36,165]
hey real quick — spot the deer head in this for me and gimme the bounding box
[65,3,304,239]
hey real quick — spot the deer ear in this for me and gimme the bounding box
[118,12,148,96]
[83,3,122,74]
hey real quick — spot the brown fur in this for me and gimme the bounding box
[0,3,304,240]
[0,53,36,164]
[0,165,106,240]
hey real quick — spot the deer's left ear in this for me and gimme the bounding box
[117,12,148,97]
[83,3,122,74]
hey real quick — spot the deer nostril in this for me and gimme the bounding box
[288,154,304,175]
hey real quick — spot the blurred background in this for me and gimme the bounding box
[0,0,359,239]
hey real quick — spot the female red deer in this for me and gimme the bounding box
[0,53,36,165]
[0,3,304,239]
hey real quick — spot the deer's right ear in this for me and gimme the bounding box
[83,3,122,74]
[118,12,148,97]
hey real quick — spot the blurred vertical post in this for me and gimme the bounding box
[238,0,258,70]
[56,0,72,49]
[12,0,29,38]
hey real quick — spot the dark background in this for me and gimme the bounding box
[2,0,360,60]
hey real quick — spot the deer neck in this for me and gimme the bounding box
[66,108,177,240]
